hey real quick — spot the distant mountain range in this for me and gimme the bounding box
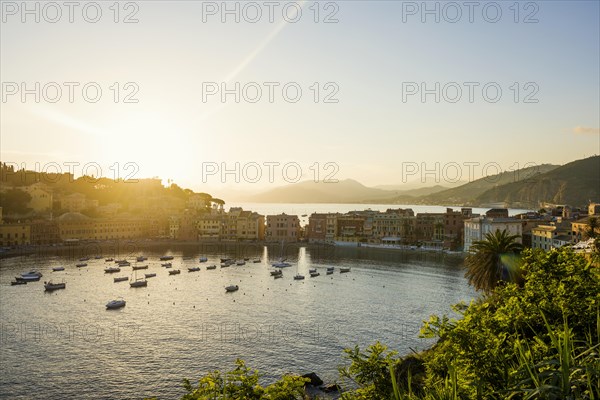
[235,156,599,208]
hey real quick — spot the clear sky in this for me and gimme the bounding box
[1,0,599,194]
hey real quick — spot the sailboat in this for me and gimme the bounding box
[272,240,292,268]
[129,269,147,287]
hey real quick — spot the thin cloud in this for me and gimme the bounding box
[573,126,600,135]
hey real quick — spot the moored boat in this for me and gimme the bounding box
[310,272,320,277]
[225,285,239,292]
[76,263,87,268]
[169,269,181,275]
[144,273,156,278]
[44,281,66,291]
[11,280,27,285]
[52,266,65,272]
[340,267,351,273]
[106,298,126,309]
[188,267,200,272]
[293,274,305,280]
[161,262,172,267]
[270,270,283,276]
[160,255,174,261]
[206,265,217,270]
[132,265,148,270]
[199,257,208,263]
[105,258,114,262]
[104,267,121,273]
[114,276,128,282]
[236,260,246,266]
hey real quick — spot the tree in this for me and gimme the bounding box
[585,216,599,239]
[0,188,32,215]
[464,229,523,293]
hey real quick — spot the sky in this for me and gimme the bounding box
[1,0,599,196]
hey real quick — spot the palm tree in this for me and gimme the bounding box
[464,229,523,293]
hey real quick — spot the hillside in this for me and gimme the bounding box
[245,179,400,203]
[417,163,559,205]
[475,156,600,208]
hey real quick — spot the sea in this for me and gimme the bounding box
[0,203,529,399]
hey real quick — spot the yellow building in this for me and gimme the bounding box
[0,223,31,247]
[22,183,53,213]
[56,212,148,241]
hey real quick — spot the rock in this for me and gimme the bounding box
[320,383,340,393]
[301,372,323,386]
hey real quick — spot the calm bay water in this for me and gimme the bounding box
[0,243,476,400]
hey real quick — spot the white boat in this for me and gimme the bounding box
[52,267,65,272]
[106,298,126,309]
[130,279,148,287]
[326,266,334,275]
[293,274,305,280]
[340,267,351,273]
[161,262,172,267]
[199,257,208,263]
[169,269,181,275]
[144,273,156,278]
[114,276,128,282]
[309,268,317,273]
[188,267,201,272]
[118,261,131,267]
[272,261,292,268]
[130,270,147,287]
[225,285,239,292]
[104,267,121,273]
[44,281,66,291]
[206,265,217,270]
[310,272,320,277]
[132,265,148,270]
[76,263,87,268]
[18,271,43,281]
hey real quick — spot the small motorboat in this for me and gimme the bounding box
[161,262,172,267]
[114,276,128,282]
[106,298,126,309]
[220,258,232,263]
[188,267,200,272]
[272,262,291,268]
[11,280,27,285]
[293,274,305,280]
[270,270,283,276]
[105,258,114,262]
[206,265,217,270]
[132,265,148,270]
[160,255,174,261]
[76,263,87,268]
[18,271,43,281]
[104,267,121,273]
[52,266,65,272]
[118,261,131,267]
[168,269,181,275]
[79,257,89,262]
[136,256,147,262]
[309,268,317,273]
[310,272,320,277]
[326,269,334,275]
[44,281,66,291]
[199,257,208,263]
[225,285,239,292]
[144,273,157,278]
[220,263,231,268]
[236,261,246,266]
[115,259,127,264]
[340,267,351,273]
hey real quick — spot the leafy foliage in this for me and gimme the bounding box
[464,229,523,293]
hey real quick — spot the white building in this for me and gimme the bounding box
[463,217,522,252]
